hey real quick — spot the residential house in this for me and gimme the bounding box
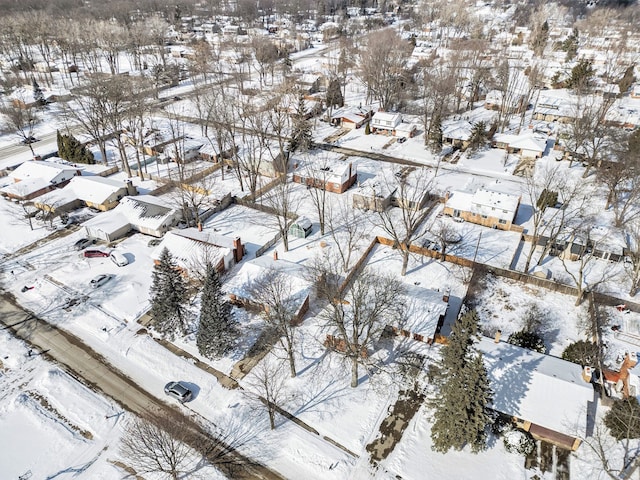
[35,177,137,214]
[330,105,374,129]
[0,160,80,201]
[352,170,396,212]
[292,158,357,194]
[443,188,521,230]
[225,256,311,326]
[441,120,473,149]
[370,111,402,135]
[478,335,595,451]
[395,121,418,139]
[493,132,548,159]
[82,195,180,242]
[484,89,527,113]
[151,228,243,275]
[387,286,449,344]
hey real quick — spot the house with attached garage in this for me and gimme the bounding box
[386,285,449,344]
[352,168,397,212]
[82,195,180,242]
[0,159,80,201]
[330,105,374,129]
[492,132,548,159]
[443,188,521,231]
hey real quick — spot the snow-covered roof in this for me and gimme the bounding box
[66,176,127,205]
[331,105,372,121]
[396,285,448,337]
[471,189,520,220]
[493,132,547,153]
[151,229,231,269]
[9,160,78,182]
[0,177,51,197]
[85,195,177,232]
[354,169,397,198]
[293,155,355,185]
[371,111,402,128]
[442,120,473,141]
[478,336,595,438]
[293,216,312,230]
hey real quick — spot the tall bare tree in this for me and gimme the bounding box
[1,100,39,156]
[313,261,406,388]
[247,269,302,377]
[375,166,435,276]
[358,29,412,110]
[243,357,289,430]
[326,196,370,272]
[263,178,298,252]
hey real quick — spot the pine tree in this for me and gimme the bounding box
[196,264,239,358]
[326,77,344,110]
[57,132,95,164]
[32,77,45,107]
[289,94,312,152]
[56,130,66,159]
[428,115,443,152]
[150,248,189,340]
[468,121,487,153]
[364,121,371,135]
[430,309,493,453]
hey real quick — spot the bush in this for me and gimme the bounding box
[503,429,536,456]
[604,397,640,441]
[562,340,599,366]
[491,412,515,435]
[508,330,546,353]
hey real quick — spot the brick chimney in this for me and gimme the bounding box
[232,237,243,263]
[197,222,202,232]
[273,250,278,261]
[124,179,137,196]
[582,366,592,383]
[494,330,501,343]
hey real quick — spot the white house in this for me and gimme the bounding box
[370,112,402,135]
[443,188,521,230]
[1,160,80,201]
[493,132,548,159]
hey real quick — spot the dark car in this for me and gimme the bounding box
[74,238,95,251]
[21,136,39,145]
[164,381,193,403]
[397,137,407,143]
[83,249,110,258]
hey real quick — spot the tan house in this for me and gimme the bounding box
[443,188,521,230]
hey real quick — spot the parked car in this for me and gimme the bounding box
[397,136,407,143]
[164,381,193,403]
[84,249,110,258]
[452,217,465,223]
[74,238,95,250]
[90,274,112,289]
[110,251,129,267]
[148,238,162,247]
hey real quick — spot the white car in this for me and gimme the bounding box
[90,274,112,289]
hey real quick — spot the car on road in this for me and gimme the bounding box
[21,136,39,144]
[83,249,110,258]
[74,238,95,250]
[164,381,193,403]
[397,136,407,143]
[90,274,112,289]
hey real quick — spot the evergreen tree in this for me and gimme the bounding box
[149,248,189,340]
[530,20,549,57]
[56,130,66,159]
[428,115,443,152]
[326,77,344,111]
[32,77,45,107]
[507,330,546,353]
[430,310,493,453]
[567,58,594,94]
[468,121,487,153]
[57,132,95,164]
[364,121,371,135]
[196,264,239,358]
[289,94,312,152]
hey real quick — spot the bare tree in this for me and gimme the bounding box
[429,219,461,261]
[326,195,369,273]
[374,166,435,276]
[624,221,640,297]
[1,100,39,156]
[246,269,302,377]
[119,415,196,480]
[262,178,298,252]
[358,29,412,110]
[313,259,406,387]
[243,357,289,430]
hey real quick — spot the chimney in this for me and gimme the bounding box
[273,250,278,261]
[442,288,450,303]
[197,222,203,232]
[232,237,243,263]
[628,352,638,368]
[494,330,501,343]
[124,179,137,196]
[582,366,592,383]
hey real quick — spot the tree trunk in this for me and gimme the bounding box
[351,358,359,388]
[268,407,275,430]
[288,349,296,378]
[401,249,409,276]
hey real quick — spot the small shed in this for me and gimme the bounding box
[289,217,313,239]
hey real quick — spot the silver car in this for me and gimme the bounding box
[164,381,193,403]
[90,274,112,289]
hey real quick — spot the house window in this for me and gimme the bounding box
[453,209,461,217]
[481,215,488,219]
[499,219,507,224]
